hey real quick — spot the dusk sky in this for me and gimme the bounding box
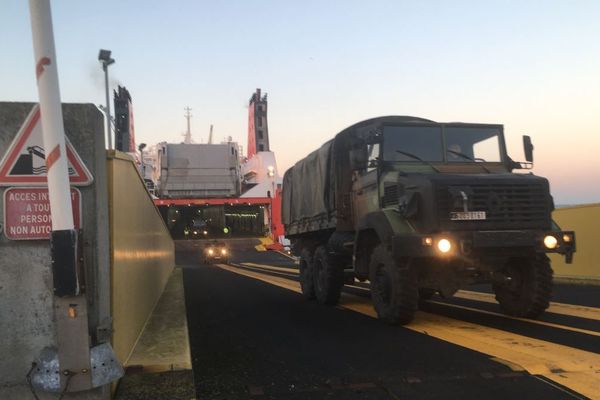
[2,1,599,204]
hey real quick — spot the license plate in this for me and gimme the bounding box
[450,211,487,221]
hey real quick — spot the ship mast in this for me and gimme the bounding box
[183,106,192,144]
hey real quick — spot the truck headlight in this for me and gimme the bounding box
[543,235,558,249]
[437,238,452,253]
[221,248,227,255]
[208,249,214,255]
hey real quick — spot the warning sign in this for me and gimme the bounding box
[0,104,93,186]
[3,187,81,240]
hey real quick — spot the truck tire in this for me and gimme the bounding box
[312,246,344,305]
[369,244,418,325]
[493,255,553,318]
[299,248,316,300]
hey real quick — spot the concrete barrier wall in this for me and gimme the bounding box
[0,103,110,399]
[108,151,175,365]
[550,203,600,282]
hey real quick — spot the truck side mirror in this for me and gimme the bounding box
[349,147,368,171]
[523,135,534,163]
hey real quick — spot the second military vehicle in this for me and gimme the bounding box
[282,116,575,324]
[202,240,230,264]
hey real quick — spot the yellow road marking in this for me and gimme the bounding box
[217,263,600,399]
[241,262,300,275]
[427,300,600,337]
[347,299,600,396]
[217,264,302,294]
[457,290,600,322]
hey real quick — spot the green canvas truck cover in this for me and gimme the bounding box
[282,139,335,234]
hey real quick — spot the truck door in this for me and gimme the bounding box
[352,143,380,223]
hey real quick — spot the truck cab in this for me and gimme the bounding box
[351,119,574,323]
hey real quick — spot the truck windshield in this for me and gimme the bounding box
[382,125,503,163]
[383,126,443,162]
[445,127,502,162]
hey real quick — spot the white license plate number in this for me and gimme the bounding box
[450,211,487,221]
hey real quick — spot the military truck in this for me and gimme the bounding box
[282,116,575,325]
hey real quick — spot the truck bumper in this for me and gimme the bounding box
[392,230,576,263]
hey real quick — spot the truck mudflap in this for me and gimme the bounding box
[392,230,576,263]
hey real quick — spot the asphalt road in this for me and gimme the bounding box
[178,239,599,400]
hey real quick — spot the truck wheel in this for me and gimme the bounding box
[299,248,316,300]
[493,256,553,318]
[369,244,418,325]
[312,246,344,305]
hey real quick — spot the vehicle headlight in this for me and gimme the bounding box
[208,249,214,255]
[544,235,558,249]
[221,248,227,255]
[203,230,208,235]
[437,238,452,253]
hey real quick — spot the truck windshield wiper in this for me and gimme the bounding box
[446,150,491,173]
[395,150,440,172]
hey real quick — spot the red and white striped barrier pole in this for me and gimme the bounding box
[29,0,74,231]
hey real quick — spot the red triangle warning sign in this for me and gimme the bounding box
[0,104,93,186]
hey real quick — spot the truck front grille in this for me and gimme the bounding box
[383,184,399,207]
[437,183,551,230]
